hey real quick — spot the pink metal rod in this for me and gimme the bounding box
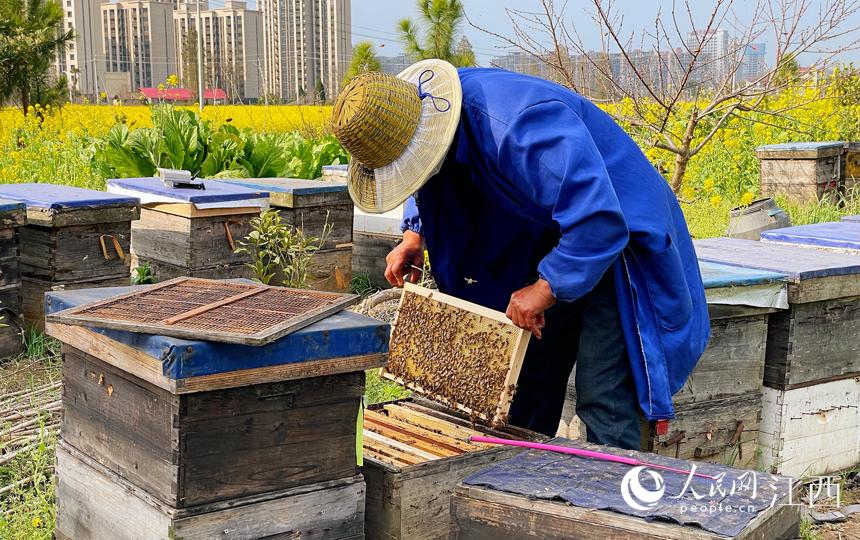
[470,436,717,480]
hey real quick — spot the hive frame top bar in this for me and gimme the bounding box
[46,277,360,346]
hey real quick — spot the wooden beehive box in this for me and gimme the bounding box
[362,398,542,540]
[221,178,354,292]
[0,200,27,357]
[563,261,785,468]
[45,283,387,512]
[353,206,404,288]
[695,237,860,389]
[55,442,366,540]
[761,221,860,255]
[756,142,844,203]
[0,184,140,329]
[760,376,860,477]
[453,439,801,540]
[108,177,268,281]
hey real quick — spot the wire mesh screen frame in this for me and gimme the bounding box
[46,277,359,346]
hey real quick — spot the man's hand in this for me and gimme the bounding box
[506,279,556,339]
[384,231,424,287]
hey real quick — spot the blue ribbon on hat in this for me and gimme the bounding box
[417,69,452,113]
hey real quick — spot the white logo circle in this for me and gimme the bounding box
[621,466,666,511]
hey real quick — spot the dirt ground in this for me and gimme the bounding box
[810,477,860,540]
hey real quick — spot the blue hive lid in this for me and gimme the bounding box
[761,221,860,250]
[107,177,269,209]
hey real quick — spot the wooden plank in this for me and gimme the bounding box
[129,253,252,281]
[365,421,459,458]
[452,483,800,540]
[382,403,487,442]
[162,287,268,325]
[363,431,440,461]
[20,222,132,281]
[759,378,860,477]
[24,204,139,228]
[46,323,173,392]
[384,283,530,427]
[364,438,426,466]
[56,442,366,540]
[145,202,261,218]
[365,411,480,453]
[46,277,360,346]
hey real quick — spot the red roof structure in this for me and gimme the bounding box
[203,88,227,100]
[138,87,194,101]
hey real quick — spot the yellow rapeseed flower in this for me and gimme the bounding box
[31,516,43,528]
[710,195,722,208]
[703,178,715,191]
[740,192,756,206]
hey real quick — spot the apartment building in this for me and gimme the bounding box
[102,0,177,90]
[174,0,263,100]
[56,0,105,98]
[261,0,351,101]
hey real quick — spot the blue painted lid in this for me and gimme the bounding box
[842,215,860,223]
[698,260,786,289]
[322,165,348,173]
[108,177,268,204]
[0,183,138,209]
[45,285,389,380]
[0,199,26,214]
[224,178,347,195]
[755,141,844,151]
[761,222,860,250]
[695,236,860,281]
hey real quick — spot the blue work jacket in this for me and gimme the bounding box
[400,68,709,420]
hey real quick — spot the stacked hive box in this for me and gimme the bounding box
[45,283,388,539]
[0,184,139,329]
[222,178,354,292]
[353,207,405,288]
[696,236,860,477]
[452,438,801,540]
[0,200,27,357]
[107,177,268,281]
[756,142,844,203]
[844,142,860,193]
[641,261,788,468]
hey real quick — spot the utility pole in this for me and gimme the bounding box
[196,0,204,111]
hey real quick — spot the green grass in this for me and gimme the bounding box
[350,272,380,298]
[365,369,409,405]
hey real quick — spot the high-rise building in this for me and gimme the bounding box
[56,0,105,98]
[686,28,731,86]
[260,0,351,101]
[174,0,264,101]
[102,0,177,90]
[739,43,767,83]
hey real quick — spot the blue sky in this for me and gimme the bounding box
[352,0,860,66]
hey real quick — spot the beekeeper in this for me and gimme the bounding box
[330,59,709,449]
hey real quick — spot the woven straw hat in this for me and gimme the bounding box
[331,59,462,213]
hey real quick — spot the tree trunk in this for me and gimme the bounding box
[21,84,29,117]
[671,152,689,193]
[670,113,699,193]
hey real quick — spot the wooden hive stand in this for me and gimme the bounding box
[0,184,140,330]
[220,178,355,292]
[46,283,389,539]
[108,177,268,282]
[696,236,860,476]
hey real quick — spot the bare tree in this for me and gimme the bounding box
[470,0,860,192]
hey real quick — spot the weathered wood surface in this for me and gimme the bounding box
[0,309,23,358]
[642,393,762,468]
[307,247,352,292]
[131,254,252,281]
[22,204,139,228]
[20,222,131,281]
[61,346,364,507]
[764,296,860,389]
[846,142,860,192]
[22,275,129,330]
[760,377,860,477]
[56,442,366,540]
[277,203,354,248]
[452,483,800,540]
[130,208,253,269]
[46,322,386,394]
[756,142,844,160]
[675,314,768,404]
[354,232,399,288]
[0,200,27,228]
[363,399,540,540]
[760,157,842,203]
[695,237,860,303]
